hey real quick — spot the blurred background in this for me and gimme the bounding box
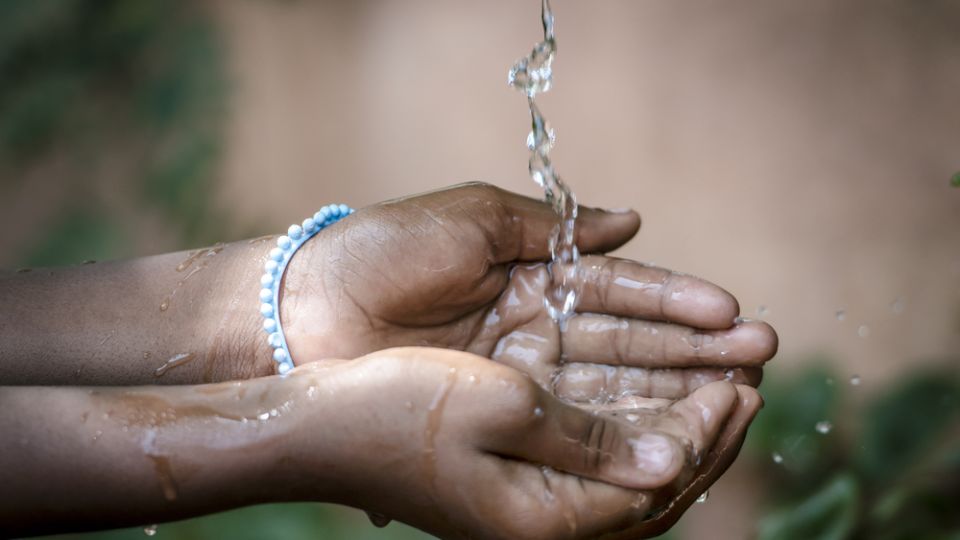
[2,0,959,538]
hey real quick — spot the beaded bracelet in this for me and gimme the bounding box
[259,203,354,374]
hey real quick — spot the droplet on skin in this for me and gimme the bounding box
[625,413,640,423]
[159,299,170,312]
[533,406,544,418]
[850,375,861,386]
[815,421,833,435]
[835,310,846,321]
[858,324,870,338]
[772,452,784,464]
[695,490,709,504]
[724,369,735,381]
[154,353,194,377]
[143,524,158,536]
[366,512,391,528]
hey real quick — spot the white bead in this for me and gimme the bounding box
[277,236,292,250]
[260,303,274,317]
[269,247,284,261]
[268,332,283,348]
[273,348,288,362]
[260,273,274,287]
[262,318,277,332]
[288,224,303,240]
[302,217,316,233]
[338,204,350,216]
[278,362,292,375]
[259,288,273,302]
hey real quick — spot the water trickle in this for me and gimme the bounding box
[175,243,224,272]
[143,524,158,536]
[772,452,784,464]
[815,420,833,435]
[850,374,861,386]
[835,310,846,321]
[695,490,709,504]
[509,0,580,325]
[857,324,870,338]
[154,353,194,377]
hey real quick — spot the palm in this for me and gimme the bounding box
[281,183,776,400]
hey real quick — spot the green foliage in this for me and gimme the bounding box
[0,0,227,252]
[749,364,960,540]
[21,205,127,268]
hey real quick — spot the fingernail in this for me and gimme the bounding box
[627,433,675,475]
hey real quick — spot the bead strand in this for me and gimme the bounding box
[259,203,353,374]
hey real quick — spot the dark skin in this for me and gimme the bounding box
[0,183,777,537]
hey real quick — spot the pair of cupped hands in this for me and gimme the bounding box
[268,183,777,539]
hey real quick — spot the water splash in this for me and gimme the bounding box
[508,0,580,325]
[815,420,833,435]
[772,452,784,464]
[143,524,158,536]
[835,309,846,321]
[695,490,710,503]
[850,374,861,386]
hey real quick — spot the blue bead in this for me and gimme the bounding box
[260,273,274,287]
[264,260,279,275]
[278,362,292,375]
[268,332,283,348]
[302,217,316,233]
[313,211,325,223]
[269,247,284,261]
[259,288,273,302]
[319,207,331,220]
[262,318,277,332]
[260,303,274,317]
[288,225,303,240]
[273,348,288,362]
[328,204,341,217]
[338,204,350,216]
[277,236,292,250]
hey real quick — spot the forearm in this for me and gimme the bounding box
[0,376,320,537]
[0,239,274,385]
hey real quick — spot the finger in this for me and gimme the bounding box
[576,255,740,330]
[561,313,778,368]
[615,384,763,539]
[491,458,651,539]
[552,362,762,402]
[444,183,641,262]
[486,380,739,491]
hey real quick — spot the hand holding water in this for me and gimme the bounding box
[280,183,778,400]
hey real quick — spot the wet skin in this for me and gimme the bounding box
[0,183,777,537]
[0,348,761,539]
[281,183,777,399]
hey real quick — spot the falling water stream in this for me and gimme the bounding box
[508,0,581,325]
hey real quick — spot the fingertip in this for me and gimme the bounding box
[578,207,641,254]
[733,384,764,416]
[735,320,779,364]
[625,432,685,489]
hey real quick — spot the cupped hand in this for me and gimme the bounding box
[280,183,777,399]
[286,347,763,540]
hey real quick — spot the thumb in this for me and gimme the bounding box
[429,182,642,262]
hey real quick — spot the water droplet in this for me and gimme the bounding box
[757,305,769,317]
[257,412,270,421]
[468,374,477,383]
[159,299,170,312]
[815,421,833,435]
[835,310,846,321]
[772,452,784,464]
[625,413,640,423]
[695,490,709,503]
[366,512,391,528]
[81,260,97,265]
[890,297,904,315]
[724,369,735,381]
[143,524,158,536]
[850,374,861,386]
[533,406,544,418]
[857,324,870,338]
